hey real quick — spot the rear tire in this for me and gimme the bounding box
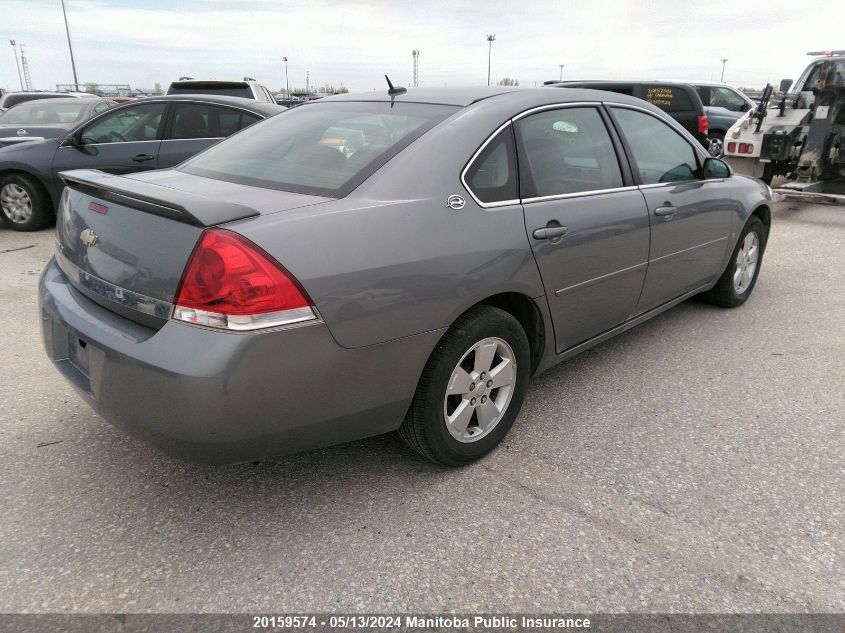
[398,306,530,466]
[702,216,766,308]
[0,173,53,231]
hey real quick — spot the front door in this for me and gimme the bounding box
[52,102,167,186]
[515,106,651,352]
[609,106,737,313]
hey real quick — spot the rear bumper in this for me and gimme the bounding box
[39,257,441,463]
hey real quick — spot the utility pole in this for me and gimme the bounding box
[720,58,728,82]
[283,57,289,97]
[305,70,310,93]
[9,40,23,90]
[61,0,79,88]
[559,64,565,81]
[412,49,419,87]
[486,34,496,86]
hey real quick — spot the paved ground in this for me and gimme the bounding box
[0,200,843,614]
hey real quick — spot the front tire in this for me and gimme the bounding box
[702,216,766,308]
[398,305,530,466]
[0,173,53,231]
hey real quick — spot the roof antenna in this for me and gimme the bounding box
[385,75,407,97]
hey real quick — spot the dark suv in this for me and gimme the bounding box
[545,80,710,151]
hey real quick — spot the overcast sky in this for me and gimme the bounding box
[3,0,844,94]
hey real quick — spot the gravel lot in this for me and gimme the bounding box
[0,199,842,614]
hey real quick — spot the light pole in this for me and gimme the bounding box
[559,64,565,81]
[61,0,79,88]
[9,40,23,90]
[486,34,496,86]
[283,57,289,98]
[720,58,728,82]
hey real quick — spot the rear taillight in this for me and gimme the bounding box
[737,143,755,154]
[727,142,736,153]
[173,229,316,331]
[698,115,709,135]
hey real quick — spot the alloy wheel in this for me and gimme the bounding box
[0,183,33,224]
[443,337,516,443]
[733,231,759,294]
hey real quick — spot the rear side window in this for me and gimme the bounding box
[515,107,623,197]
[181,101,458,197]
[642,86,694,112]
[464,127,518,204]
[611,107,699,184]
[168,103,261,139]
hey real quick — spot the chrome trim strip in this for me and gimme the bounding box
[511,101,598,121]
[554,261,648,297]
[638,181,701,190]
[459,119,520,209]
[523,185,639,204]
[55,249,174,319]
[649,236,728,264]
[0,136,46,144]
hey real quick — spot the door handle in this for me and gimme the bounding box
[132,154,155,163]
[533,223,569,240]
[654,205,676,217]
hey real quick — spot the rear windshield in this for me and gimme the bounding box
[168,86,253,99]
[180,101,459,197]
[0,101,87,124]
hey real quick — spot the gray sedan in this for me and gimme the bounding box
[38,86,772,465]
[0,94,283,230]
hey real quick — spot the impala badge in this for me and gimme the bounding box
[16,129,26,136]
[446,194,466,210]
[80,228,99,247]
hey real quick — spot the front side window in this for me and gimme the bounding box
[464,127,517,203]
[611,107,699,185]
[181,101,458,197]
[515,107,623,198]
[710,87,747,112]
[80,103,166,144]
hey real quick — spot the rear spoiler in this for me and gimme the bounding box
[59,169,260,227]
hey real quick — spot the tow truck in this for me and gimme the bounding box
[722,50,845,204]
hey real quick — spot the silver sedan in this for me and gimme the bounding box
[38,85,772,465]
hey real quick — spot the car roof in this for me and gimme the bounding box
[320,86,522,107]
[128,94,284,115]
[313,86,665,115]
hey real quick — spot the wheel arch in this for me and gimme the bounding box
[468,291,548,376]
[0,168,56,207]
[751,203,771,243]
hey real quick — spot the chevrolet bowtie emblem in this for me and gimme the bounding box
[80,228,99,247]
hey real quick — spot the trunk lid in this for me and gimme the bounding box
[55,169,331,327]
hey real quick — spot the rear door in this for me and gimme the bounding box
[52,102,167,179]
[514,105,650,352]
[157,102,262,168]
[609,105,736,313]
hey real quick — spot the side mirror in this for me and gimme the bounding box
[740,102,752,112]
[63,129,84,147]
[779,78,793,93]
[702,157,730,179]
